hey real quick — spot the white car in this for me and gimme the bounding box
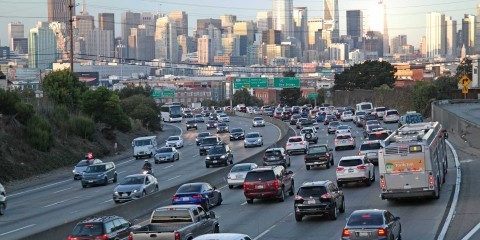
[227,163,258,189]
[252,117,265,127]
[334,133,356,151]
[165,136,184,148]
[285,136,309,154]
[372,107,387,119]
[335,125,352,135]
[336,155,375,187]
[193,233,252,240]
[340,111,354,121]
[219,114,230,122]
[383,109,400,123]
[353,111,366,124]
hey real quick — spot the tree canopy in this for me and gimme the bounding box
[333,60,396,90]
[42,69,88,109]
[455,57,472,80]
[279,88,302,106]
[232,88,263,106]
[121,94,161,131]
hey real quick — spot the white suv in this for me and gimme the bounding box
[334,133,356,151]
[300,127,318,143]
[336,156,375,187]
[383,109,400,123]
[285,136,309,154]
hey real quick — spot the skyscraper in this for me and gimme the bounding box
[390,35,407,54]
[8,22,24,51]
[462,14,475,55]
[28,22,57,69]
[272,0,294,40]
[198,35,213,64]
[220,15,237,31]
[346,10,363,49]
[86,28,114,60]
[169,11,189,37]
[293,7,308,53]
[256,11,273,34]
[98,13,115,35]
[48,0,75,23]
[307,18,323,49]
[155,16,179,63]
[324,0,339,42]
[128,26,154,61]
[445,16,457,58]
[73,1,94,38]
[121,11,141,54]
[475,4,480,54]
[425,12,446,59]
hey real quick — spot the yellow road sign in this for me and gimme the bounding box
[459,75,472,86]
[462,86,469,94]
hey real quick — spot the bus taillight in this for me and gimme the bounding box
[380,175,386,191]
[429,172,435,188]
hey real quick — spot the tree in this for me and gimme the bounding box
[42,69,88,109]
[0,89,20,115]
[455,57,472,80]
[201,99,218,107]
[412,82,439,115]
[333,60,396,90]
[121,95,161,131]
[117,86,152,99]
[434,76,457,99]
[279,88,301,106]
[232,88,264,107]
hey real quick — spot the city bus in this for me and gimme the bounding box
[160,102,182,122]
[378,122,448,200]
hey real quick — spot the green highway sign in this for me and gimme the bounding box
[307,93,318,99]
[152,89,175,98]
[233,77,268,89]
[273,77,300,88]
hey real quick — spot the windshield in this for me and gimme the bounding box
[76,160,89,167]
[120,176,144,185]
[231,164,254,172]
[169,106,182,118]
[198,133,210,138]
[220,114,227,117]
[167,136,179,141]
[202,138,218,144]
[265,150,281,156]
[156,148,173,153]
[85,165,106,173]
[297,186,327,197]
[356,112,366,116]
[208,146,226,154]
[339,159,363,167]
[218,123,227,127]
[134,139,151,146]
[208,120,215,124]
[348,212,384,226]
[360,142,382,151]
[254,117,263,121]
[231,128,243,133]
[386,110,398,115]
[308,146,328,154]
[376,107,386,112]
[246,133,260,138]
[186,120,196,124]
[195,115,202,118]
[177,184,202,193]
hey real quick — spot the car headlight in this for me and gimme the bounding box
[220,155,227,159]
[114,191,118,195]
[72,170,76,173]
[206,156,211,160]
[257,139,262,142]
[98,174,104,177]
[133,189,138,193]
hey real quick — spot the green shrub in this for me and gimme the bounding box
[14,102,35,124]
[26,116,53,152]
[69,115,95,139]
[0,89,20,115]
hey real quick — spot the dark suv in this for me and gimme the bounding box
[205,143,233,168]
[199,136,222,156]
[243,166,294,204]
[294,180,345,222]
[68,215,133,240]
[263,148,291,168]
[186,119,198,130]
[304,144,334,170]
[81,162,117,188]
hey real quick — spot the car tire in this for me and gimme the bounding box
[228,185,233,189]
[141,191,146,198]
[330,204,338,220]
[295,214,303,222]
[337,181,343,188]
[154,185,159,192]
[306,165,311,170]
[203,201,210,211]
[365,174,372,186]
[339,199,345,213]
[113,199,120,204]
[206,163,210,168]
[217,194,223,206]
[279,187,285,202]
[288,159,291,167]
[289,182,295,196]
[326,161,331,169]
[82,184,87,188]
[303,149,307,154]
[335,147,338,151]
[103,177,108,186]
[246,199,254,204]
[331,158,334,166]
[214,224,220,233]
[113,174,117,183]
[371,171,376,182]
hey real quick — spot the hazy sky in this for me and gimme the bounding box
[1,0,478,49]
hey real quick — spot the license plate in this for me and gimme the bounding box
[359,232,370,237]
[348,169,354,173]
[122,194,127,197]
[256,185,264,189]
[213,160,218,163]
[308,200,315,204]
[88,180,93,183]
[182,197,189,201]
[236,175,243,179]
[269,157,276,160]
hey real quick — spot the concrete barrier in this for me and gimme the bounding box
[26,113,294,240]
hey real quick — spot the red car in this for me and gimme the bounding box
[324,115,337,125]
[244,166,294,204]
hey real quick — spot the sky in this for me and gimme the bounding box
[0,0,479,49]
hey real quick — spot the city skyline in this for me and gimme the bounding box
[0,0,478,50]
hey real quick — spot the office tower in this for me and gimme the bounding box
[222,33,240,56]
[73,1,94,38]
[420,36,427,57]
[220,15,237,30]
[462,14,475,55]
[198,35,213,64]
[28,22,57,69]
[128,26,154,61]
[425,12,446,59]
[196,18,222,37]
[234,21,255,55]
[390,35,407,54]
[445,16,457,58]
[141,12,160,37]
[293,7,308,52]
[324,0,339,42]
[121,11,141,49]
[256,11,273,33]
[364,31,383,59]
[379,0,389,56]
[346,10,363,49]
[262,30,281,45]
[8,22,24,51]
[207,24,223,56]
[12,38,28,54]
[475,4,480,54]
[169,11,188,37]
[86,29,114,60]
[99,13,115,35]
[272,0,294,40]
[307,18,323,48]
[155,16,179,63]
[177,35,195,57]
[48,0,75,23]
[329,43,348,61]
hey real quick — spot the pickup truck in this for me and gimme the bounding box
[129,204,220,240]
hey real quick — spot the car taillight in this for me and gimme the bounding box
[286,143,292,146]
[274,179,279,189]
[342,229,350,237]
[357,165,367,170]
[358,151,362,156]
[243,182,247,189]
[174,232,181,240]
[129,232,133,240]
[336,167,344,171]
[67,236,73,240]
[192,194,203,199]
[295,195,303,200]
[429,172,434,188]
[349,138,354,142]
[335,139,339,143]
[378,228,388,236]
[320,193,331,199]
[299,142,305,145]
[172,195,180,201]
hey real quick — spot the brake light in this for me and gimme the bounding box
[295,195,303,200]
[243,182,247,189]
[358,151,362,156]
[349,138,354,142]
[342,229,350,237]
[175,232,181,240]
[429,172,435,188]
[129,232,133,240]
[357,165,367,170]
[67,236,73,240]
[299,142,305,145]
[320,193,331,199]
[192,194,203,199]
[336,167,344,171]
[172,195,180,201]
[335,139,339,143]
[274,179,279,189]
[380,175,386,190]
[378,228,388,236]
[286,143,292,146]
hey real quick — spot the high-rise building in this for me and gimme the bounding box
[262,30,281,45]
[207,24,223,56]
[48,0,74,23]
[128,26,154,61]
[363,30,383,59]
[86,29,114,60]
[28,22,57,69]
[169,11,188,37]
[462,14,475,55]
[475,4,480,54]
[293,7,308,53]
[324,0,339,42]
[445,16,457,58]
[220,15,237,30]
[196,18,222,37]
[256,11,273,34]
[121,11,141,50]
[198,35,213,64]
[425,12,446,59]
[390,35,407,54]
[346,10,363,49]
[12,38,28,54]
[8,22,24,51]
[307,18,323,49]
[155,16,179,63]
[233,21,255,55]
[272,0,294,40]
[73,1,94,38]
[98,13,115,47]
[222,33,240,56]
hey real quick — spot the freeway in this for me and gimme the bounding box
[0,116,281,240]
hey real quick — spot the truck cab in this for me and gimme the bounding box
[132,136,158,159]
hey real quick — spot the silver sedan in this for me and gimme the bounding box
[244,132,263,148]
[113,174,158,203]
[154,147,179,163]
[227,163,258,189]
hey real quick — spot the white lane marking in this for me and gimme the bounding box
[163,164,174,169]
[43,199,70,208]
[253,223,278,240]
[240,201,247,206]
[164,123,183,137]
[167,175,181,181]
[116,159,134,166]
[9,179,71,197]
[0,224,36,237]
[102,199,113,204]
[218,185,227,190]
[193,154,199,157]
[460,159,474,164]
[53,187,72,194]
[271,123,282,141]
[118,170,127,174]
[438,140,461,240]
[462,222,480,240]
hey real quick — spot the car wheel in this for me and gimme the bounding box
[203,200,210,211]
[365,174,372,186]
[216,194,223,206]
[113,174,117,183]
[103,177,108,186]
[283,163,287,169]
[335,147,338,151]
[433,180,440,199]
[337,181,343,188]
[331,158,334,166]
[0,203,5,215]
[289,182,295,196]
[303,149,307,154]
[279,187,285,202]
[295,214,303,222]
[114,200,120,204]
[214,224,220,233]
[154,185,159,192]
[339,198,345,213]
[141,191,146,198]
[330,204,338,220]
[306,165,311,170]
[206,163,210,168]
[288,158,291,167]
[246,199,254,204]
[326,161,331,169]
[228,185,233,189]
[371,171,376,182]
[82,184,87,188]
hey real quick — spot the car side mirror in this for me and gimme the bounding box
[213,186,217,190]
[395,216,400,221]
[288,170,293,175]
[209,211,216,218]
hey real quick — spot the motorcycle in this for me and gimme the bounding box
[142,167,154,176]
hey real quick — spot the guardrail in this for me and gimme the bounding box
[27,114,294,239]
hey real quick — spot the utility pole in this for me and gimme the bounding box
[68,0,75,72]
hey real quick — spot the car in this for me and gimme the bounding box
[365,119,381,128]
[206,120,217,129]
[165,136,184,148]
[372,107,387,119]
[294,180,345,222]
[252,117,266,127]
[72,158,103,180]
[353,111,366,124]
[219,114,230,122]
[172,182,222,211]
[334,133,356,151]
[196,132,212,145]
[358,114,377,127]
[336,155,375,187]
[113,174,158,203]
[281,111,291,121]
[0,182,6,215]
[183,109,193,118]
[253,108,263,115]
[383,109,400,123]
[359,140,383,165]
[398,111,423,127]
[335,125,352,135]
[81,162,117,188]
[364,124,382,138]
[216,122,229,133]
[229,128,245,140]
[299,118,316,129]
[154,146,179,163]
[304,144,334,170]
[67,215,133,240]
[285,136,308,154]
[209,113,219,121]
[202,110,211,117]
[263,108,274,117]
[193,233,252,240]
[328,121,341,134]
[273,111,282,119]
[263,147,291,168]
[301,127,318,143]
[296,117,307,129]
[366,129,391,141]
[243,166,294,204]
[227,163,258,189]
[194,114,205,123]
[244,132,263,148]
[199,136,222,156]
[316,113,326,123]
[324,114,337,125]
[290,114,302,125]
[205,143,234,168]
[340,111,354,121]
[335,109,345,119]
[186,119,198,130]
[341,209,402,240]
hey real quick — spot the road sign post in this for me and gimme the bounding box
[458,75,472,99]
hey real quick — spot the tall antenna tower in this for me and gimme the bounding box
[379,0,389,56]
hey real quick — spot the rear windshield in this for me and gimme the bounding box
[360,142,382,151]
[208,146,226,154]
[301,129,313,134]
[288,137,302,143]
[187,120,196,124]
[360,104,372,110]
[348,213,384,226]
[245,171,275,182]
[375,107,386,112]
[231,165,253,172]
[336,135,351,140]
[265,150,281,156]
[202,138,218,144]
[339,159,363,167]
[368,132,389,140]
[71,223,104,236]
[365,115,376,120]
[85,165,106,173]
[254,117,263,121]
[151,210,192,223]
[386,110,398,115]
[308,146,328,154]
[177,184,202,193]
[297,186,327,197]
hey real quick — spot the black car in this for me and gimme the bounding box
[206,120,217,129]
[196,132,212,145]
[230,128,245,140]
[304,144,334,170]
[263,148,291,168]
[68,215,133,240]
[186,120,198,131]
[199,136,222,156]
[294,180,345,222]
[341,209,402,240]
[209,113,219,121]
[216,122,229,133]
[205,144,234,168]
[183,110,193,118]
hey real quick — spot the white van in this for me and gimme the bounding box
[356,102,373,114]
[132,136,157,159]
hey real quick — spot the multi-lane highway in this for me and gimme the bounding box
[0,116,281,240]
